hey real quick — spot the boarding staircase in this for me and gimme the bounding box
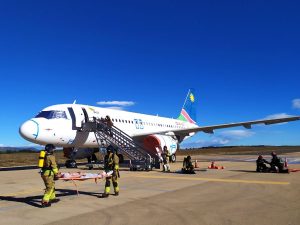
[81,117,155,170]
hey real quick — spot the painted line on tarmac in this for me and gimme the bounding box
[134,175,290,185]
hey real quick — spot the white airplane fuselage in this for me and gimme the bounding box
[19,104,197,157]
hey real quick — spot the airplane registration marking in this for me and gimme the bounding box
[134,175,290,185]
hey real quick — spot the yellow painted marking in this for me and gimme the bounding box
[1,174,289,197]
[134,175,290,185]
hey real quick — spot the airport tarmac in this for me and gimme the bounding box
[1,153,300,225]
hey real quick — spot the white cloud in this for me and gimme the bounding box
[96,101,135,107]
[104,106,124,111]
[181,130,255,148]
[219,130,254,139]
[262,113,295,126]
[180,139,229,148]
[264,113,293,120]
[292,99,300,109]
[0,144,4,147]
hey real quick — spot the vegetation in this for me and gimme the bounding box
[0,150,37,154]
[0,150,85,167]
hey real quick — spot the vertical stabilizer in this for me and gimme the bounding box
[177,88,197,124]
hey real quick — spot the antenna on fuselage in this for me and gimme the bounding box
[73,100,77,104]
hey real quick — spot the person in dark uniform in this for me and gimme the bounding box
[182,155,195,174]
[105,115,113,136]
[102,145,120,197]
[40,144,61,207]
[269,152,285,173]
[256,155,269,172]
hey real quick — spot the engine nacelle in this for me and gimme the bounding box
[143,134,178,158]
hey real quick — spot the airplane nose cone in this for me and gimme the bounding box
[19,120,39,141]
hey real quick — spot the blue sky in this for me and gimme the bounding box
[0,1,300,147]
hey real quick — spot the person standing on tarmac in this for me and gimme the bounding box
[102,145,120,197]
[41,144,61,207]
[161,146,171,172]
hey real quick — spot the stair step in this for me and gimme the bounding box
[82,118,154,170]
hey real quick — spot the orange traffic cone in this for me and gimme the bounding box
[194,160,199,168]
[208,161,215,169]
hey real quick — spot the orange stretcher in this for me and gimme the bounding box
[59,171,113,195]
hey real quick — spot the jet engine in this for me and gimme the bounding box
[143,134,178,162]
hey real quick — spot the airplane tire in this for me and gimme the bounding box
[170,154,176,163]
[65,160,77,168]
[145,166,152,171]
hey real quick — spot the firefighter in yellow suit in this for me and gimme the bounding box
[102,145,119,197]
[161,146,171,172]
[41,144,60,207]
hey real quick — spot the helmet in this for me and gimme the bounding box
[258,155,263,159]
[106,145,114,152]
[271,152,277,156]
[45,144,55,153]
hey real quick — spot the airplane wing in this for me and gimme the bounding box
[132,116,300,140]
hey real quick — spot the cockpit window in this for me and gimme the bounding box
[35,110,68,119]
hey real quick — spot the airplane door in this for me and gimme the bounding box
[134,119,139,129]
[68,105,86,129]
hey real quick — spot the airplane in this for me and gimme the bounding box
[19,89,300,167]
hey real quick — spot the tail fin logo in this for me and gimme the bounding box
[177,89,197,124]
[190,93,195,102]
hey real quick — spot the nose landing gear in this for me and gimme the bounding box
[65,159,77,168]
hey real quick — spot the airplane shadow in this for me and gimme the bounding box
[0,188,102,208]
